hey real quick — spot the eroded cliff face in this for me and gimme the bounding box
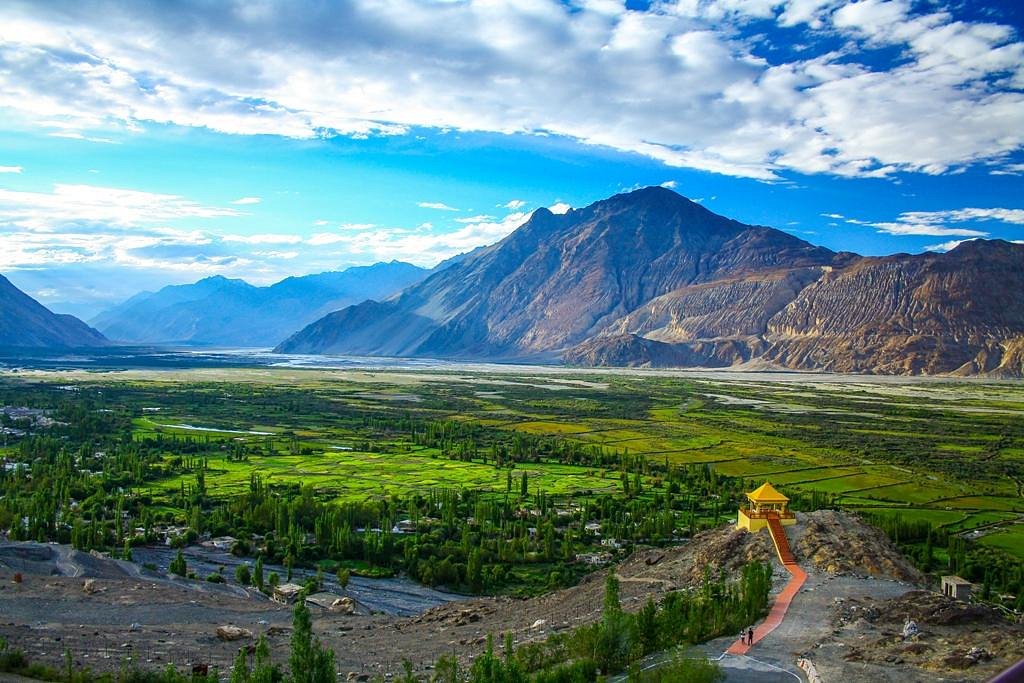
[277,187,1024,376]
[570,240,1024,376]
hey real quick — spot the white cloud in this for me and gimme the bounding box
[660,180,678,189]
[455,214,495,223]
[0,1,1020,179]
[871,222,988,237]
[0,165,22,173]
[231,196,261,205]
[310,211,531,266]
[0,183,242,230]
[339,223,376,231]
[924,238,976,252]
[417,201,461,211]
[842,204,1024,238]
[821,212,844,219]
[221,233,302,245]
[897,207,1024,225]
[501,200,526,210]
[47,131,117,144]
[989,163,1024,176]
[549,202,572,215]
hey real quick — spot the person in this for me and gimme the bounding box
[747,627,755,645]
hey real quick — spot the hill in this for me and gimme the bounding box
[0,274,107,348]
[276,187,1024,376]
[91,261,429,346]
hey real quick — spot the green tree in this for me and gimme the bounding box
[336,567,350,591]
[230,646,251,683]
[289,602,336,683]
[236,564,252,586]
[636,596,659,656]
[254,556,265,591]
[169,549,187,577]
[467,548,483,593]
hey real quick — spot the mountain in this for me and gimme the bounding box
[0,274,108,348]
[275,187,1024,376]
[91,261,429,346]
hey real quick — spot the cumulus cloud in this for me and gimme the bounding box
[0,1,1020,179]
[502,200,526,210]
[549,202,572,215]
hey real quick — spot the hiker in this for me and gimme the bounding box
[747,627,754,645]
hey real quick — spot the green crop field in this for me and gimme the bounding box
[3,366,1023,565]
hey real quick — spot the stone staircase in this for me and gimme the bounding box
[766,513,795,565]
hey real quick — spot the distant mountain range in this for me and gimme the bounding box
[276,187,1024,377]
[0,274,107,348]
[90,261,430,346]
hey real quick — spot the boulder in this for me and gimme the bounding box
[216,625,253,641]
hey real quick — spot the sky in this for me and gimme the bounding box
[0,0,1022,319]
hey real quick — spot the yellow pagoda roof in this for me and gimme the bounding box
[746,481,788,503]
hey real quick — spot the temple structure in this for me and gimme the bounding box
[736,481,795,532]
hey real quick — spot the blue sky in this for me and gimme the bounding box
[0,0,1022,317]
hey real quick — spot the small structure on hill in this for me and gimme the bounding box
[272,582,305,604]
[737,481,795,532]
[941,575,972,601]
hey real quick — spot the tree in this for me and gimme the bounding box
[251,635,279,683]
[636,597,659,656]
[289,602,336,683]
[520,472,528,498]
[467,548,483,593]
[596,570,629,674]
[230,646,250,683]
[254,556,265,591]
[169,549,187,577]
[236,564,252,586]
[336,567,350,591]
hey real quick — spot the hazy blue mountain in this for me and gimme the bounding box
[0,274,108,348]
[91,261,429,346]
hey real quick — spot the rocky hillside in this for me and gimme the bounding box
[0,274,107,348]
[92,261,429,347]
[276,187,1024,376]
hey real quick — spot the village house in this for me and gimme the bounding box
[941,575,973,601]
[272,583,305,604]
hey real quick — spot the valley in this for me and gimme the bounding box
[1,364,1021,681]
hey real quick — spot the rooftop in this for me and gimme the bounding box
[746,481,789,503]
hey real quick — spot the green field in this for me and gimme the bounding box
[3,367,1023,562]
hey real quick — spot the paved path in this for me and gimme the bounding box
[726,561,807,655]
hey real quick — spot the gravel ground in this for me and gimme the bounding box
[1,516,1016,683]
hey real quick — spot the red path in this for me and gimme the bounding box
[726,516,806,656]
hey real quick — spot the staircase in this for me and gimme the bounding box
[766,513,795,565]
[726,513,805,656]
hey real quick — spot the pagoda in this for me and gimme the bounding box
[737,481,795,532]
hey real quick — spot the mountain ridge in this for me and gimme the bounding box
[0,274,108,348]
[275,187,1024,376]
[91,261,430,347]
